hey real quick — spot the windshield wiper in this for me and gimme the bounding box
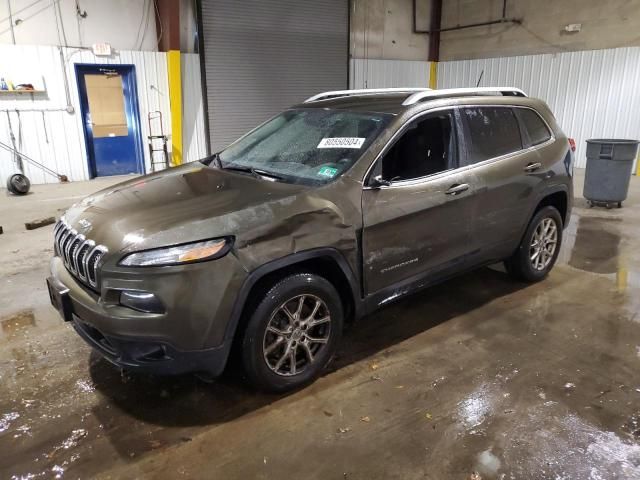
[221,164,252,174]
[251,168,284,181]
[222,164,284,181]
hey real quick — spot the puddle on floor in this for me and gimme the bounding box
[568,216,623,274]
[1,310,36,339]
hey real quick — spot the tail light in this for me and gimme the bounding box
[568,138,576,152]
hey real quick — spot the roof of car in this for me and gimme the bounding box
[293,87,528,115]
[293,93,414,115]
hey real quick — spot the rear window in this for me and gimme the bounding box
[461,107,522,165]
[516,108,552,147]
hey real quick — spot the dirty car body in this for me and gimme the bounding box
[48,87,573,391]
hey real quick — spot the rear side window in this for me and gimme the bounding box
[461,107,522,165]
[516,108,552,147]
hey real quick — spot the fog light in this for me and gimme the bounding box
[119,290,165,314]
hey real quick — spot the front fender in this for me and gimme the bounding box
[222,247,362,347]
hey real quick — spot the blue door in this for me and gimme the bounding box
[76,64,144,177]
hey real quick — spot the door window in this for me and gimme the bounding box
[461,107,522,165]
[372,111,456,182]
[85,74,128,138]
[515,108,552,147]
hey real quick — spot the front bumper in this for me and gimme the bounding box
[70,311,228,375]
[48,254,246,376]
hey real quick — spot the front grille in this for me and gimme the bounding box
[53,218,108,290]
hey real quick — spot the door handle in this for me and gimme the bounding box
[445,183,469,195]
[524,162,542,173]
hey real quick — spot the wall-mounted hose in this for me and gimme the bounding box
[0,139,68,183]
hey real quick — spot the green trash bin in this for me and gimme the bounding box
[583,139,639,208]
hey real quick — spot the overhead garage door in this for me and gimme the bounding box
[199,0,349,152]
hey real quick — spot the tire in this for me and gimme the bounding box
[505,206,563,283]
[241,273,343,393]
[6,173,30,195]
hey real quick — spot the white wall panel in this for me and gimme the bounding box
[0,0,158,51]
[0,44,172,186]
[350,59,431,89]
[438,47,640,169]
[181,53,208,162]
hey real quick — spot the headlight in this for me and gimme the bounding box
[119,238,232,267]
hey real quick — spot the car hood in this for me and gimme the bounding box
[63,163,310,254]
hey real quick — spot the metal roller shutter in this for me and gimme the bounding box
[199,0,349,152]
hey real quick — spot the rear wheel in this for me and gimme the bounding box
[241,273,343,392]
[505,206,563,282]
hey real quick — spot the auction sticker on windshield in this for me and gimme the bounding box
[317,137,365,149]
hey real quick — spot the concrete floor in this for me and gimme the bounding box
[1,170,640,479]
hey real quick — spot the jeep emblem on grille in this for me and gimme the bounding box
[77,218,93,235]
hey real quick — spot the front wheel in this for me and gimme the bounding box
[241,273,343,392]
[505,206,563,282]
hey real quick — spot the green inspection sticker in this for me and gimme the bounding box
[317,166,338,178]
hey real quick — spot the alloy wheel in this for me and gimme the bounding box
[529,217,558,271]
[262,294,331,376]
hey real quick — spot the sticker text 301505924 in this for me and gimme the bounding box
[317,137,365,149]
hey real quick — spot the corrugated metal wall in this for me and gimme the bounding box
[0,45,200,186]
[438,47,640,169]
[181,53,208,162]
[350,59,431,89]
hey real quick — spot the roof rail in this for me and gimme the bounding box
[402,87,527,106]
[304,87,431,103]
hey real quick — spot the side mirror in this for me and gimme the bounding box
[370,175,392,188]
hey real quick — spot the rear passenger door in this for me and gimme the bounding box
[459,106,550,260]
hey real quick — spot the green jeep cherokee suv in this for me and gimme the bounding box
[48,87,573,392]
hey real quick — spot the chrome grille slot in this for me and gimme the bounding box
[61,229,75,263]
[86,248,104,285]
[54,222,67,252]
[53,221,65,241]
[66,234,81,268]
[76,242,93,279]
[70,235,86,274]
[53,218,108,290]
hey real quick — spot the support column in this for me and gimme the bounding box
[428,0,442,89]
[154,0,182,165]
[429,62,438,89]
[167,50,182,166]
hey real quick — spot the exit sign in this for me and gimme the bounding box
[92,43,112,56]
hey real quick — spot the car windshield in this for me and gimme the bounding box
[215,108,393,185]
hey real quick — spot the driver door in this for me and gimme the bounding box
[362,109,478,294]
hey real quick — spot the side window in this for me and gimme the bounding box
[375,111,456,182]
[461,107,522,165]
[516,108,552,147]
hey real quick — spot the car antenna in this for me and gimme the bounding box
[476,70,484,87]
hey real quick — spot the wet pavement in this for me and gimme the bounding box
[1,171,640,479]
